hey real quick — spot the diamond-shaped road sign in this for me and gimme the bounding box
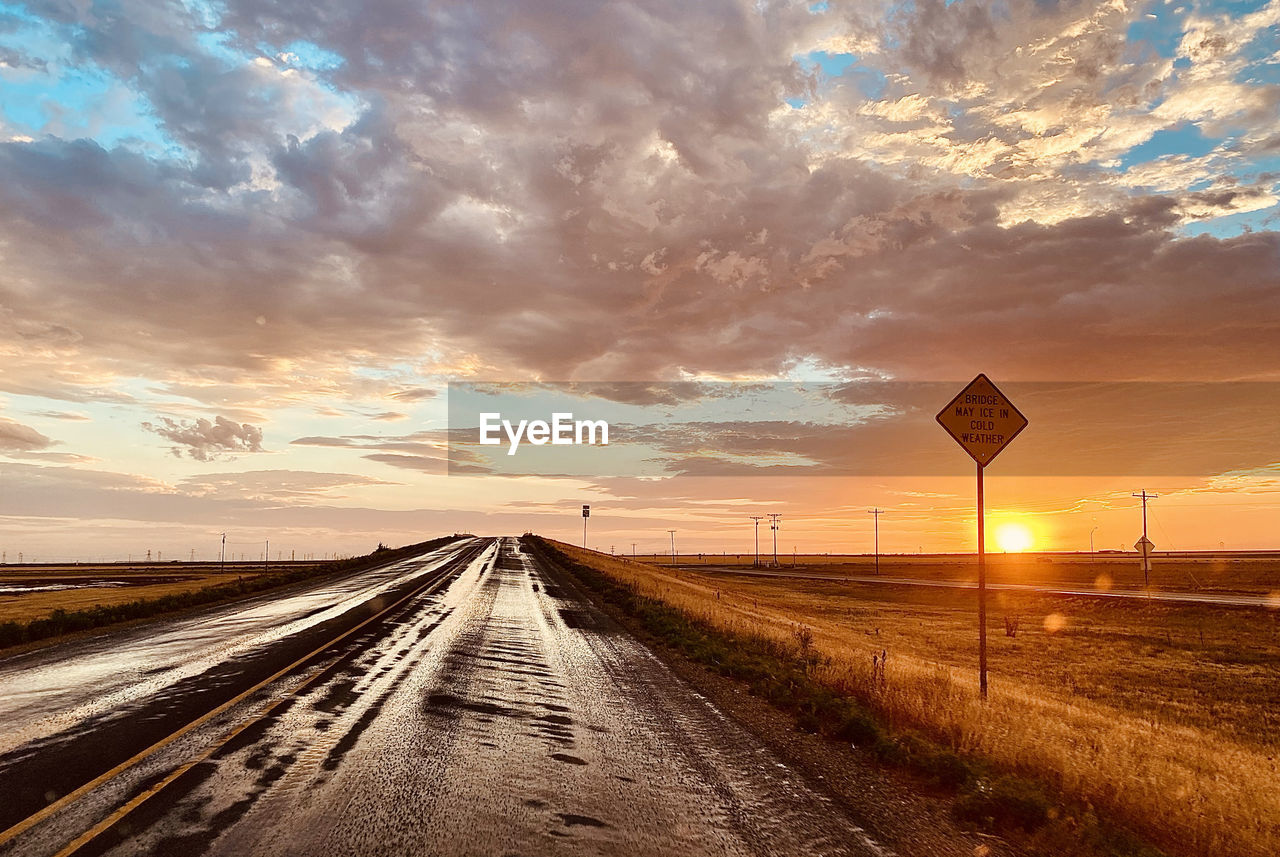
[1135,537,1154,556]
[936,374,1029,467]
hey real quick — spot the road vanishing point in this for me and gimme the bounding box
[0,537,890,857]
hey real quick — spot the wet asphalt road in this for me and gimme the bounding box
[0,537,474,759]
[2,537,889,857]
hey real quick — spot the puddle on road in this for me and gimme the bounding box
[558,812,610,828]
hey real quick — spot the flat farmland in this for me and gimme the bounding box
[636,551,1280,596]
[0,562,292,624]
[718,565,1280,746]
[571,544,1280,857]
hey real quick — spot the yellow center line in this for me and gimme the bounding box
[0,540,488,853]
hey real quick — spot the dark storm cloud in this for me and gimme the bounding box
[143,415,265,461]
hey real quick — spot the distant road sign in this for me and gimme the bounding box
[936,374,1029,467]
[1135,537,1154,556]
[582,505,590,518]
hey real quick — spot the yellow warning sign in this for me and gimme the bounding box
[935,374,1028,467]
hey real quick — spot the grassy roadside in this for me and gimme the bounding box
[527,536,1183,857]
[0,535,464,651]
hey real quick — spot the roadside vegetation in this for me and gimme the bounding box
[629,551,1280,596]
[529,537,1280,857]
[0,536,464,651]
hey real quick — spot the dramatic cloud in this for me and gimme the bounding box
[0,0,1274,398]
[0,417,53,452]
[143,416,266,461]
[2,0,1278,555]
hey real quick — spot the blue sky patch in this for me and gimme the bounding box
[1182,202,1279,238]
[275,41,345,72]
[1119,124,1221,172]
[1125,5,1185,59]
[796,50,858,80]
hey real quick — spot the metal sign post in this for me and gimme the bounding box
[582,505,589,548]
[936,374,1028,699]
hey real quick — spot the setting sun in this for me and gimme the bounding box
[994,522,1035,553]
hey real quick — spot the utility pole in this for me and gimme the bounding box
[220,533,226,574]
[1133,490,1158,587]
[265,539,269,572]
[868,508,884,575]
[631,543,637,558]
[1090,524,1098,567]
[668,530,677,565]
[748,516,763,567]
[767,514,781,567]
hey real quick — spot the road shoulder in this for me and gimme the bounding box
[532,540,1020,857]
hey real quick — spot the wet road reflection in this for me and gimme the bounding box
[0,539,474,756]
[4,538,888,857]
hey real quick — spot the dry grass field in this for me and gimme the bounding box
[560,542,1280,857]
[0,563,277,624]
[634,551,1280,595]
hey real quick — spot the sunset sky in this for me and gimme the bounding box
[2,0,1278,561]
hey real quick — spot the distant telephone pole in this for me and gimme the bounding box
[1133,490,1158,587]
[868,508,885,575]
[1133,490,1157,539]
[668,530,677,565]
[748,516,763,567]
[767,514,781,567]
[220,533,226,573]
